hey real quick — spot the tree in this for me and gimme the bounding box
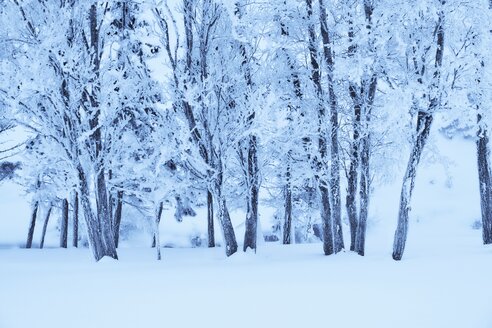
[1,1,161,260]
[153,0,242,256]
[392,0,446,261]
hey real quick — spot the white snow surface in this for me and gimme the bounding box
[1,128,492,327]
[1,243,491,328]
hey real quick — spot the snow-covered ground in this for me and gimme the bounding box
[1,242,491,328]
[1,127,491,327]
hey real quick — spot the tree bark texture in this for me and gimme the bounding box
[78,5,118,261]
[113,190,123,248]
[217,194,238,256]
[243,135,259,252]
[73,192,78,248]
[319,0,344,253]
[283,166,293,245]
[39,205,53,249]
[155,202,163,260]
[307,0,334,255]
[26,201,39,248]
[476,115,492,244]
[207,190,215,247]
[347,84,361,251]
[392,112,433,260]
[60,198,69,248]
[78,166,118,261]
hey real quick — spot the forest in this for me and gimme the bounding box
[1,0,492,263]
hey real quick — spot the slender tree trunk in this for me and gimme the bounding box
[207,190,215,247]
[243,135,259,252]
[319,0,343,252]
[60,198,69,248]
[26,201,39,249]
[283,165,293,244]
[392,112,433,260]
[73,192,78,247]
[237,38,260,252]
[320,184,334,255]
[356,133,370,255]
[476,114,492,244]
[155,202,163,260]
[346,86,360,251]
[306,0,334,255]
[39,205,53,249]
[346,17,360,251]
[278,19,302,246]
[113,190,123,248]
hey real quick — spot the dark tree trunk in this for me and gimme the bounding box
[73,192,78,248]
[207,190,215,247]
[319,0,343,252]
[347,85,360,251]
[392,112,433,260]
[476,114,492,244]
[113,190,123,248]
[354,2,377,256]
[320,184,334,255]
[237,38,260,252]
[78,165,118,261]
[155,202,163,260]
[283,165,293,245]
[60,198,69,248]
[39,205,53,249]
[82,5,117,261]
[356,134,370,255]
[26,201,39,249]
[217,194,238,256]
[243,135,259,252]
[306,0,334,255]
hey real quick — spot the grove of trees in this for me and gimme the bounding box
[1,0,492,261]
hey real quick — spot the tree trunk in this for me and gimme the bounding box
[73,192,78,247]
[60,198,69,248]
[346,85,360,251]
[155,202,163,260]
[78,165,118,261]
[26,201,39,248]
[476,114,492,244]
[207,190,215,247]
[320,183,334,255]
[319,0,343,252]
[243,135,259,252]
[113,190,123,248]
[217,194,238,256]
[39,205,53,249]
[392,112,433,260]
[355,75,377,256]
[283,165,293,245]
[84,4,117,261]
[306,0,335,255]
[355,134,370,255]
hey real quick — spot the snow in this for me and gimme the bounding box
[0,119,491,328]
[1,242,491,328]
